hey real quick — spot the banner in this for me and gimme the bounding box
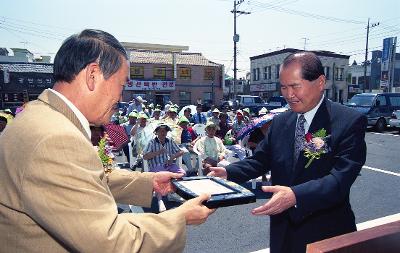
[125,80,175,91]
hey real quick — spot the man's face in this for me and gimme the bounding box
[279,63,325,114]
[93,59,129,125]
[196,107,202,113]
[156,128,168,140]
[153,111,160,119]
[139,118,147,127]
[206,127,216,137]
[129,117,137,125]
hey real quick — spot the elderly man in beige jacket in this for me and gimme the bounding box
[0,29,214,253]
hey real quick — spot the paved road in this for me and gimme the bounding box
[117,129,400,253]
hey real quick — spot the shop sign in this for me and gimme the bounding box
[125,80,176,91]
[250,83,277,92]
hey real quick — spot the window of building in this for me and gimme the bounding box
[130,66,144,79]
[253,68,260,81]
[324,66,330,80]
[179,91,191,106]
[352,77,357,84]
[178,67,191,80]
[263,66,271,80]
[276,64,280,79]
[204,68,215,80]
[153,67,166,80]
[335,67,344,81]
[203,92,212,101]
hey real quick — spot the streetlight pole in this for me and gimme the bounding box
[232,0,250,99]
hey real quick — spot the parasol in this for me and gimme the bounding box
[178,105,197,117]
[235,113,277,141]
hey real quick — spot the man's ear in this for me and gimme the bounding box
[85,62,101,91]
[317,75,326,91]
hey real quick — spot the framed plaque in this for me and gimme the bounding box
[172,176,256,208]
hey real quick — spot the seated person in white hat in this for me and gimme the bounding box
[207,108,221,130]
[127,95,146,114]
[193,121,229,174]
[143,124,185,175]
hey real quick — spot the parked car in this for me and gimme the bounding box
[234,95,268,115]
[389,110,400,132]
[346,93,400,132]
[265,96,288,111]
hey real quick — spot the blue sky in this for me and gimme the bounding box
[1,0,399,78]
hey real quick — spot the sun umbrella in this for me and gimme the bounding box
[235,113,278,141]
[178,105,197,117]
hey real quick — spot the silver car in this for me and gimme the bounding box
[389,110,400,132]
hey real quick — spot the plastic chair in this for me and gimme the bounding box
[239,139,257,190]
[192,124,206,137]
[143,155,183,213]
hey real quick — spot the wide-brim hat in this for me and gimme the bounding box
[154,124,172,132]
[153,108,161,112]
[138,112,149,119]
[205,121,217,129]
[135,96,147,103]
[243,108,250,114]
[212,108,220,113]
[258,107,268,115]
[236,110,244,116]
[169,107,178,113]
[128,112,138,118]
[178,116,190,125]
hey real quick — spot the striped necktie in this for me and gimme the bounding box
[294,114,306,163]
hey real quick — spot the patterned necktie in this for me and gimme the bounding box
[294,114,306,163]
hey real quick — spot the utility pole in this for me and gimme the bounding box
[302,38,309,51]
[388,37,397,93]
[363,18,379,93]
[232,0,250,99]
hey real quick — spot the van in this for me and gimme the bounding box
[346,93,400,132]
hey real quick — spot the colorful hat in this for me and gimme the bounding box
[178,116,190,125]
[243,108,250,114]
[236,110,244,116]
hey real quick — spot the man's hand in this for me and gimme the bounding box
[207,167,227,179]
[152,172,184,196]
[177,194,216,225]
[252,185,296,216]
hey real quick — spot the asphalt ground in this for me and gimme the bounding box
[116,128,400,253]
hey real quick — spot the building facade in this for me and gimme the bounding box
[0,62,54,110]
[250,48,350,103]
[122,43,224,107]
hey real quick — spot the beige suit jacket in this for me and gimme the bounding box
[0,90,186,253]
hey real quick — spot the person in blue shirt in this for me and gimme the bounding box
[191,104,207,124]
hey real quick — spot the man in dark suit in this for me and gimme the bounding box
[209,52,367,253]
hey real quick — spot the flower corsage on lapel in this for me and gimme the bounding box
[303,128,329,168]
[97,136,115,174]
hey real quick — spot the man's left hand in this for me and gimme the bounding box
[153,172,184,196]
[252,185,296,216]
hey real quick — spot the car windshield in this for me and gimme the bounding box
[348,95,375,106]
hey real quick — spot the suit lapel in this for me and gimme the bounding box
[37,89,90,141]
[291,98,331,182]
[282,112,297,175]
